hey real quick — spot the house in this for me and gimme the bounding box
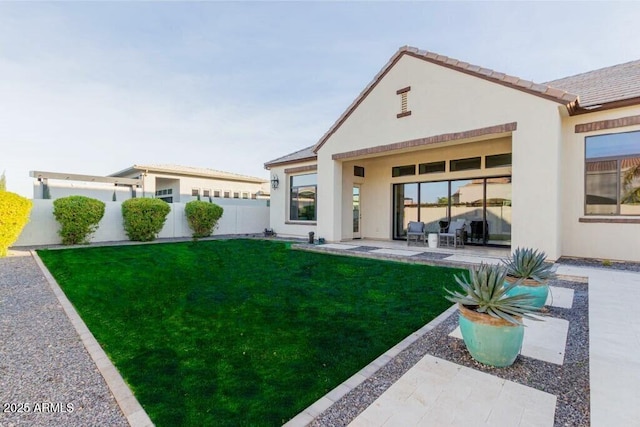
[32,164,270,203]
[110,164,269,202]
[265,46,640,262]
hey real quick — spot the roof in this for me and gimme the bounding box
[110,164,267,183]
[264,145,317,169]
[270,46,640,167]
[313,46,580,153]
[544,59,640,109]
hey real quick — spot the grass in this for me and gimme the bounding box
[38,239,460,426]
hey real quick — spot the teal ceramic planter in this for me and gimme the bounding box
[458,304,524,367]
[504,277,549,308]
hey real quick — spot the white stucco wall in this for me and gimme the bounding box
[14,198,270,246]
[559,105,640,262]
[315,54,564,258]
[136,173,268,202]
[267,162,318,238]
[33,181,137,202]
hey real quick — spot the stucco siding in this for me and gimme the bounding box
[560,105,640,262]
[316,54,564,257]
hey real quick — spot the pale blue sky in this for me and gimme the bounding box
[2,1,640,196]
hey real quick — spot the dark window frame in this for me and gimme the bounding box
[585,130,640,216]
[392,165,416,178]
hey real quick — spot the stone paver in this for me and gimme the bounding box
[349,355,556,427]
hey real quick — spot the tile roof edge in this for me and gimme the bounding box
[312,46,578,154]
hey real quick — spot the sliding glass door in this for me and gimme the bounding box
[393,176,511,247]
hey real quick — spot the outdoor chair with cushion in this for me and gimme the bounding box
[439,219,466,248]
[406,221,426,246]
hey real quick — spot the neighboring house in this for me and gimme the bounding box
[265,46,640,262]
[110,164,269,202]
[32,164,270,203]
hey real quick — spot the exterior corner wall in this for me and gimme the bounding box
[267,161,317,238]
[559,105,640,262]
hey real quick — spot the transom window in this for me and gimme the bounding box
[585,131,640,215]
[290,173,317,221]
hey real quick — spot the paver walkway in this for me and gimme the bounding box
[290,240,640,427]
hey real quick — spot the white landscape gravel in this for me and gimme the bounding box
[0,251,128,427]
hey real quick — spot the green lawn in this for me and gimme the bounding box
[38,239,458,426]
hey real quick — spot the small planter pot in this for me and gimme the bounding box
[458,304,524,367]
[504,276,549,308]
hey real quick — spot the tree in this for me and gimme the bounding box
[622,162,640,203]
[0,170,6,191]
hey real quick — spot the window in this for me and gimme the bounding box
[486,153,512,168]
[242,192,249,199]
[450,157,481,172]
[419,161,446,174]
[203,189,211,197]
[214,190,221,198]
[392,165,416,177]
[290,173,317,221]
[354,166,365,177]
[233,192,240,199]
[251,193,257,199]
[585,131,640,215]
[155,189,172,196]
[224,191,230,198]
[191,188,200,197]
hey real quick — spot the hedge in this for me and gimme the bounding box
[185,200,224,238]
[122,198,171,242]
[0,191,33,257]
[53,196,105,245]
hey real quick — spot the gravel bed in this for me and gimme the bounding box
[558,256,640,272]
[0,254,128,427]
[311,279,589,427]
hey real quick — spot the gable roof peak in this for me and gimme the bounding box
[312,46,578,153]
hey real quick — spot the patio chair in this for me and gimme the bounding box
[406,221,426,246]
[439,219,466,248]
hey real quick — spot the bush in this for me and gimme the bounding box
[122,198,171,242]
[53,196,105,245]
[0,191,32,257]
[185,201,224,238]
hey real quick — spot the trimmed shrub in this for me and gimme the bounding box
[122,198,170,242]
[185,200,224,238]
[53,196,106,245]
[0,191,33,257]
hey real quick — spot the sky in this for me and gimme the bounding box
[2,1,640,197]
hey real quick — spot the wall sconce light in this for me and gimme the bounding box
[271,174,280,190]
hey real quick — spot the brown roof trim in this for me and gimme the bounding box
[402,51,577,105]
[284,164,318,174]
[332,122,517,161]
[313,52,405,154]
[575,114,640,133]
[264,155,317,170]
[571,96,640,116]
[313,46,576,154]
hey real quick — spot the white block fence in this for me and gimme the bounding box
[14,199,270,247]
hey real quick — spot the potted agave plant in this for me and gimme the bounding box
[445,263,541,367]
[502,248,557,308]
